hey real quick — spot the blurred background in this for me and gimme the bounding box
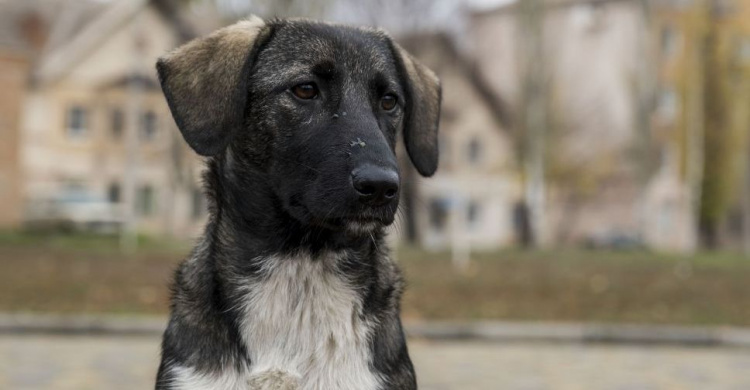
[1,0,750,389]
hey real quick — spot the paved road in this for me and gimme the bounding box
[1,335,750,389]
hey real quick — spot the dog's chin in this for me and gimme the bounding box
[343,218,387,235]
[309,214,393,235]
[294,200,396,235]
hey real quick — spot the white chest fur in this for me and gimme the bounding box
[239,254,381,390]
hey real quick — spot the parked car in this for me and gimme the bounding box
[25,193,123,233]
[584,231,645,251]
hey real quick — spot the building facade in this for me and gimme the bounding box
[651,0,750,250]
[400,34,522,250]
[0,51,28,228]
[1,0,212,237]
[466,0,700,251]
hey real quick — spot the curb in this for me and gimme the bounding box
[405,321,750,348]
[2,314,750,348]
[0,313,165,336]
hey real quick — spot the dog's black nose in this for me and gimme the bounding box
[351,165,399,207]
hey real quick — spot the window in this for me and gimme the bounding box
[713,0,736,16]
[661,26,681,59]
[111,109,124,139]
[740,38,750,62]
[429,198,449,232]
[66,106,88,139]
[108,182,121,203]
[62,180,86,197]
[727,206,744,235]
[136,185,156,216]
[467,137,482,165]
[572,4,594,30]
[141,111,158,141]
[467,201,481,230]
[191,187,206,220]
[657,87,678,122]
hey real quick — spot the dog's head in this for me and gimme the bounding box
[157,17,440,234]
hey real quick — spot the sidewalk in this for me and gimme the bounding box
[2,334,750,390]
[3,314,750,389]
[3,313,750,348]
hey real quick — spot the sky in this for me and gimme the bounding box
[214,0,516,34]
[330,0,516,36]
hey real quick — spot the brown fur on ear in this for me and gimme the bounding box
[157,17,269,156]
[389,41,442,177]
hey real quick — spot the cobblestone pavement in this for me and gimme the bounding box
[1,335,750,389]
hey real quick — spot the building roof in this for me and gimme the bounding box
[0,0,201,84]
[0,0,102,55]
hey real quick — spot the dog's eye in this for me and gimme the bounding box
[291,83,318,100]
[381,94,398,111]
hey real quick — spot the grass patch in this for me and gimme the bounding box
[0,231,188,314]
[1,232,750,326]
[399,247,750,325]
[0,230,191,254]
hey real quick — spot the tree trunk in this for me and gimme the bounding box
[684,0,709,252]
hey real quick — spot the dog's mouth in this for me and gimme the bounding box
[290,196,396,233]
[340,214,393,235]
[314,213,394,233]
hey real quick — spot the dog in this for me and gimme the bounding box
[154,15,441,390]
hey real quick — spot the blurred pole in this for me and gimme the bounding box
[518,0,547,248]
[634,0,657,244]
[120,15,145,253]
[743,140,750,256]
[743,110,750,257]
[684,0,709,252]
[451,196,470,272]
[734,45,750,257]
[402,157,419,243]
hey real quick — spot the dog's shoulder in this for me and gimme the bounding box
[158,249,250,378]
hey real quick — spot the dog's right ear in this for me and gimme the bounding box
[157,17,269,156]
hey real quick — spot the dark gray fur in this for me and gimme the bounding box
[154,17,441,390]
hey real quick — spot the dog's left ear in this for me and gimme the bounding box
[156,17,269,156]
[389,40,442,177]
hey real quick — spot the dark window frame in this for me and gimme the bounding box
[66,105,88,139]
[108,182,121,203]
[141,111,158,141]
[467,137,482,165]
[136,185,156,216]
[429,198,449,232]
[111,108,125,140]
[467,200,480,229]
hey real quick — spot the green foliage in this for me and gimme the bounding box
[699,24,733,237]
[680,0,750,246]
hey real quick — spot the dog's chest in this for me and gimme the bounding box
[239,255,381,390]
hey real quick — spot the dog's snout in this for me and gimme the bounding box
[351,165,399,207]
